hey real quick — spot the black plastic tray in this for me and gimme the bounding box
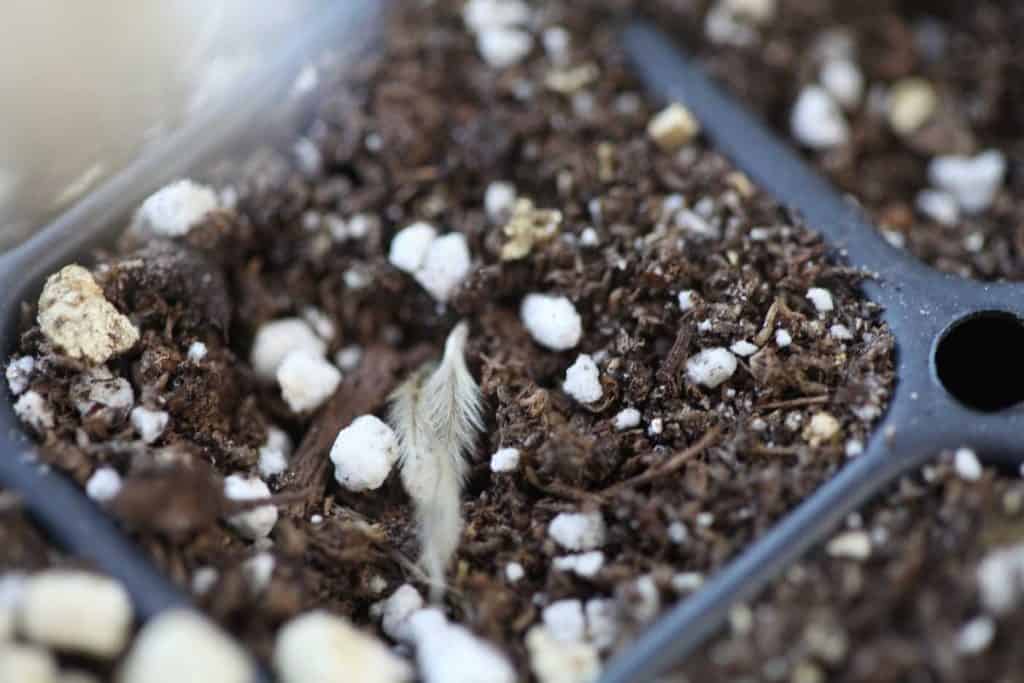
[0,3,378,681]
[597,21,1024,683]
[3,10,1023,683]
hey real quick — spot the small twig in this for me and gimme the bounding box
[602,425,722,495]
[747,444,802,457]
[523,465,603,504]
[756,395,829,412]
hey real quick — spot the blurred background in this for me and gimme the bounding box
[0,1,316,249]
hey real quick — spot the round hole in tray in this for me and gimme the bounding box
[935,311,1024,412]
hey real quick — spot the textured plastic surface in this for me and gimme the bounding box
[0,3,378,681]
[598,21,1024,683]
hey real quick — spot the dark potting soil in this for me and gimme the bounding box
[626,1,1024,682]
[33,0,1024,681]
[637,0,1024,281]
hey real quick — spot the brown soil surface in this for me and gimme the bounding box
[11,0,1021,681]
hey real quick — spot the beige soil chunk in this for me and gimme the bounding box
[37,265,138,364]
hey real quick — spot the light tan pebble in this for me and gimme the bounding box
[501,198,562,261]
[275,611,412,683]
[0,643,58,683]
[526,626,600,683]
[647,103,700,152]
[119,610,252,683]
[804,412,841,445]
[37,265,139,364]
[888,77,937,135]
[826,530,872,560]
[17,570,132,658]
[791,660,825,683]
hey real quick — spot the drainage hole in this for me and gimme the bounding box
[935,311,1024,412]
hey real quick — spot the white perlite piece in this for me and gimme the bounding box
[6,356,35,395]
[276,611,412,683]
[543,599,586,643]
[415,233,473,303]
[647,103,700,152]
[463,0,531,32]
[258,426,293,478]
[677,290,697,311]
[490,447,521,473]
[485,182,517,223]
[120,610,252,683]
[928,150,1007,214]
[506,562,525,582]
[330,415,400,492]
[410,608,517,683]
[826,530,871,560]
[13,391,53,432]
[389,225,473,302]
[70,367,133,420]
[954,447,983,481]
[0,643,58,683]
[223,475,278,540]
[131,179,218,238]
[293,138,322,176]
[730,340,758,357]
[543,26,571,65]
[192,568,219,596]
[806,288,834,313]
[887,78,937,135]
[776,329,793,347]
[723,0,776,23]
[242,553,275,595]
[276,349,342,413]
[791,86,849,149]
[553,551,605,578]
[526,626,601,683]
[977,543,1024,614]
[548,510,606,551]
[17,570,132,658]
[686,348,738,389]
[672,572,705,593]
[250,318,326,380]
[130,407,169,444]
[335,345,363,371]
[187,341,208,362]
[613,408,642,431]
[390,222,439,273]
[957,616,995,655]
[85,467,122,502]
[38,265,139,365]
[563,354,603,404]
[380,584,424,644]
[476,27,533,69]
[820,58,864,108]
[830,324,854,341]
[521,293,583,350]
[579,227,600,246]
[916,188,960,225]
